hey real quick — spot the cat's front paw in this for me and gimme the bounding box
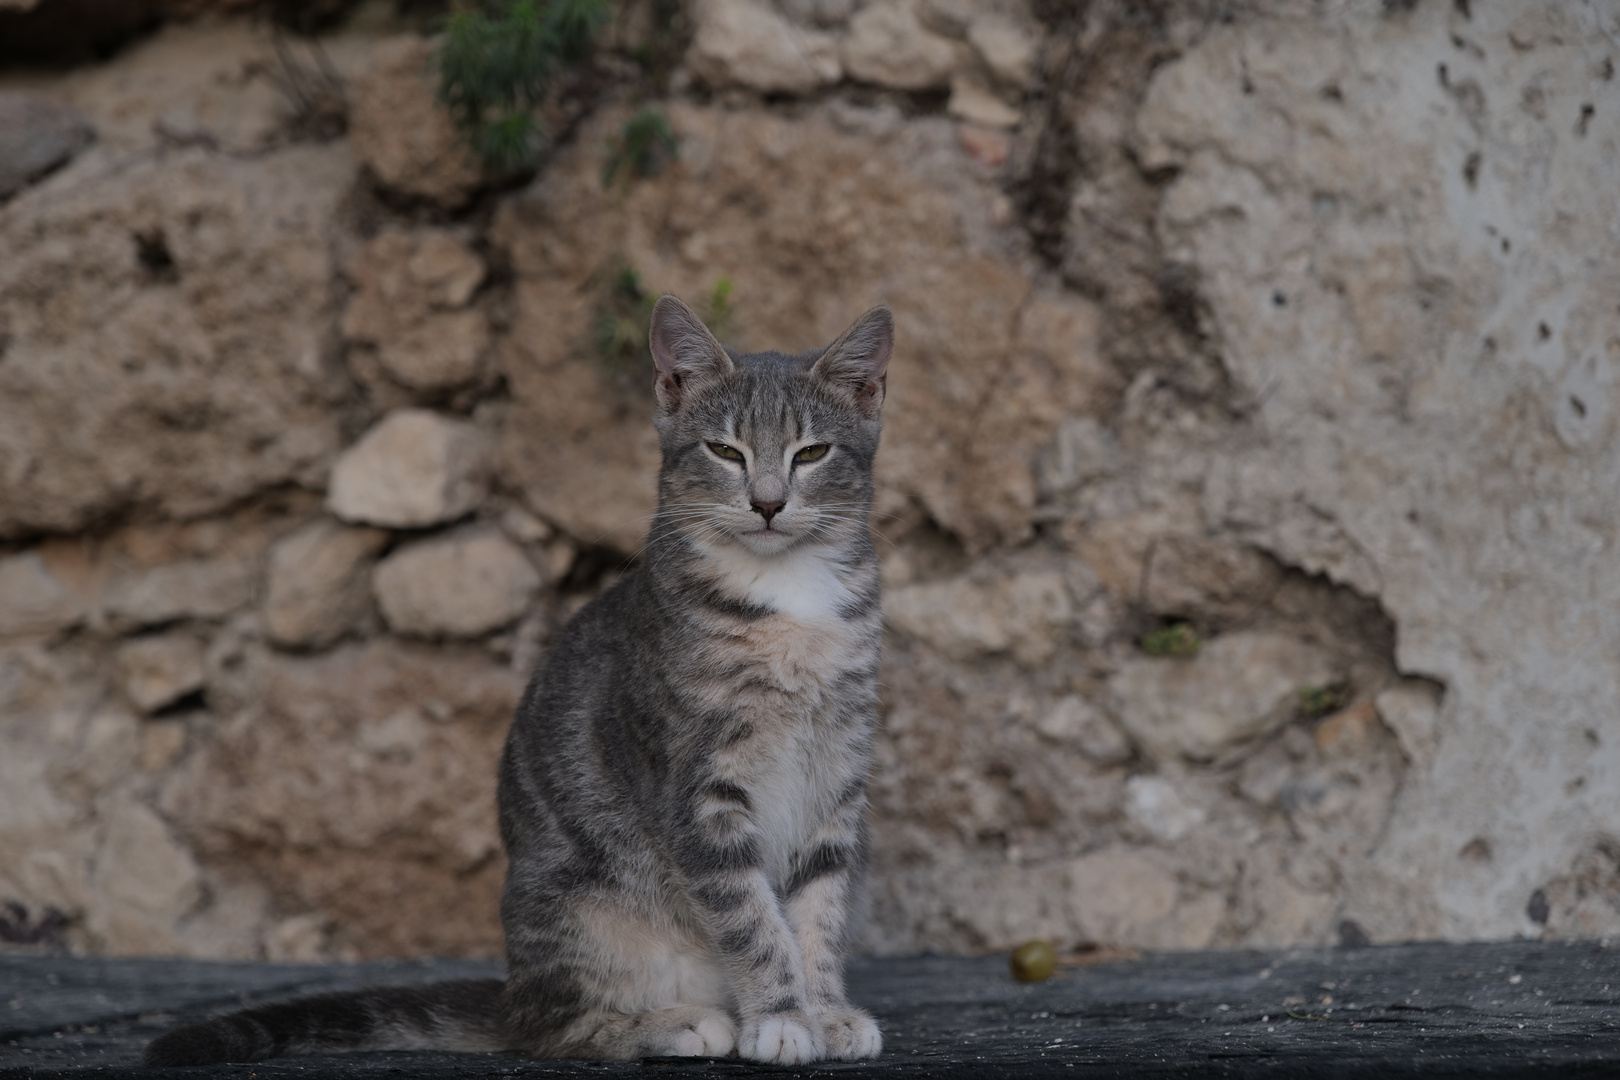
[817,1007,882,1060]
[739,1010,824,1064]
[662,1009,737,1057]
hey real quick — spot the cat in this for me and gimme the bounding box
[144,295,895,1067]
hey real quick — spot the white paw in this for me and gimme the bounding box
[820,1007,883,1060]
[740,1013,821,1064]
[692,1013,738,1056]
[657,1010,735,1057]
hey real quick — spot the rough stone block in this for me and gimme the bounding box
[348,36,481,208]
[0,550,85,637]
[116,633,205,715]
[263,519,390,650]
[342,229,489,392]
[843,0,959,90]
[326,410,490,529]
[885,571,1072,666]
[373,529,541,639]
[0,144,351,538]
[1109,632,1340,761]
[967,14,1036,90]
[0,92,93,200]
[687,0,841,94]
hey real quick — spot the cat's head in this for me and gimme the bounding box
[647,296,893,557]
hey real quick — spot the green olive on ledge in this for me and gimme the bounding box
[1010,939,1058,982]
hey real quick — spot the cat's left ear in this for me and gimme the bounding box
[811,305,893,418]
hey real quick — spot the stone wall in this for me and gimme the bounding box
[1,0,1617,960]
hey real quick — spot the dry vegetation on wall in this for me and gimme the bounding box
[2,0,1618,961]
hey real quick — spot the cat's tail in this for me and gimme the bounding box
[142,978,510,1067]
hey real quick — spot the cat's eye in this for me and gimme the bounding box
[793,444,830,463]
[707,442,744,461]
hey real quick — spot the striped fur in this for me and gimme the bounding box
[144,298,892,1067]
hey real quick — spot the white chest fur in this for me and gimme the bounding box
[699,541,856,623]
[696,542,872,695]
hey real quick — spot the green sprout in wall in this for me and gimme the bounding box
[602,108,679,187]
[591,264,739,377]
[1142,622,1201,657]
[1299,684,1343,719]
[593,264,659,376]
[437,0,610,171]
[702,275,735,341]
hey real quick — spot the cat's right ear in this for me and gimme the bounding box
[649,295,735,414]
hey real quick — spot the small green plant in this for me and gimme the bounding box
[1299,684,1342,719]
[702,275,735,341]
[602,108,679,187]
[589,265,739,377]
[1142,622,1201,657]
[437,0,610,171]
[592,263,658,375]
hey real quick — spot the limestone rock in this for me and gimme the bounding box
[1123,774,1205,842]
[0,92,93,200]
[101,553,257,630]
[966,14,1036,90]
[348,36,481,208]
[85,800,203,955]
[373,529,541,640]
[1035,417,1120,499]
[1375,681,1442,770]
[1109,632,1340,761]
[688,0,841,94]
[326,410,490,529]
[161,641,523,957]
[1136,2,1620,939]
[885,571,1072,666]
[116,634,205,714]
[947,76,1021,130]
[0,551,85,637]
[843,0,959,90]
[0,145,352,538]
[1067,846,1180,946]
[775,0,856,27]
[1035,695,1132,765]
[342,229,489,392]
[263,519,389,650]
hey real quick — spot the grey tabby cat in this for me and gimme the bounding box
[144,296,894,1067]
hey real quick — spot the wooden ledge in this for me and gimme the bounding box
[3,940,1617,1077]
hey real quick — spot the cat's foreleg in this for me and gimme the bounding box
[679,780,826,1065]
[781,793,883,1060]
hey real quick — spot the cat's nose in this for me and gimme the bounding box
[751,500,784,525]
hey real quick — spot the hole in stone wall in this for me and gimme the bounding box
[134,229,178,283]
[1337,918,1371,947]
[1526,888,1550,924]
[1569,395,1587,420]
[151,688,207,719]
[0,900,71,949]
[1462,151,1481,188]
[1453,0,1472,18]
[1538,321,1552,341]
[1576,103,1594,137]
